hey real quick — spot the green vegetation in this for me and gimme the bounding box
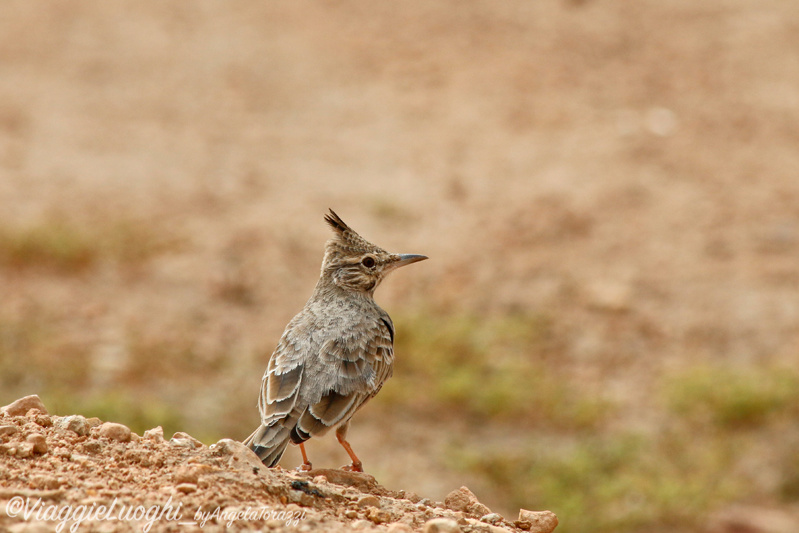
[378,310,612,430]
[445,362,799,532]
[453,429,746,533]
[0,215,177,273]
[0,310,239,443]
[664,364,799,429]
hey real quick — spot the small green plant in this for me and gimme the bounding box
[0,222,96,272]
[0,215,178,273]
[452,429,746,533]
[664,364,799,429]
[377,310,611,430]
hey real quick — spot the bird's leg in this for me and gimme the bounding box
[335,424,363,472]
[297,442,313,472]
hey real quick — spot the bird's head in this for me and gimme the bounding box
[320,209,427,295]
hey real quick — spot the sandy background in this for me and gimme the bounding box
[1,2,798,531]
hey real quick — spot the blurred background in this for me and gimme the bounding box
[1,1,799,531]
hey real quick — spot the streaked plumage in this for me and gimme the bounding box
[244,209,427,471]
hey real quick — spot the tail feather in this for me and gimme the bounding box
[244,424,291,467]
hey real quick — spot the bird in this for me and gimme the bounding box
[244,209,427,472]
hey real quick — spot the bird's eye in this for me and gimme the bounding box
[361,256,376,268]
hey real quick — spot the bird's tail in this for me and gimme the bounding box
[244,423,291,468]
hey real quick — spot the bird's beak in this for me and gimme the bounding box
[388,253,428,272]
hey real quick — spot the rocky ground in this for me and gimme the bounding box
[0,396,557,533]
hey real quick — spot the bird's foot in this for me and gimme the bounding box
[296,462,313,472]
[341,461,363,473]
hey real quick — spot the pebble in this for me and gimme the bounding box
[0,425,19,438]
[173,466,200,484]
[16,441,35,458]
[365,508,391,524]
[344,510,359,519]
[516,509,558,533]
[176,483,197,494]
[55,415,89,436]
[209,438,264,473]
[423,517,461,533]
[404,491,422,503]
[170,431,204,449]
[1,395,49,416]
[444,487,491,517]
[33,414,52,427]
[82,441,103,454]
[26,433,48,454]
[123,448,151,466]
[144,426,165,442]
[480,513,503,525]
[98,422,132,443]
[357,495,381,508]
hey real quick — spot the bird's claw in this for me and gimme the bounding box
[341,462,363,473]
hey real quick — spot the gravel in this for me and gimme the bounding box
[0,396,558,532]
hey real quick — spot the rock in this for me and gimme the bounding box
[170,431,204,449]
[357,495,381,508]
[81,441,103,454]
[55,415,89,436]
[98,422,131,442]
[16,441,35,458]
[85,417,103,429]
[516,509,558,533]
[387,524,414,533]
[173,466,201,484]
[209,438,264,473]
[444,486,492,517]
[144,426,165,442]
[404,491,422,503]
[33,414,52,427]
[423,517,461,533]
[481,513,503,524]
[123,448,151,466]
[366,507,391,524]
[26,433,48,454]
[0,425,19,438]
[1,395,48,416]
[176,483,197,494]
[309,468,379,493]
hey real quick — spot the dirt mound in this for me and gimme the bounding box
[0,396,556,533]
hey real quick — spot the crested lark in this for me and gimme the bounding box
[244,209,427,472]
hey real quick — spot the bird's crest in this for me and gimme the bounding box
[324,209,386,256]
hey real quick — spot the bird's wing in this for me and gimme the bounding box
[257,320,311,427]
[291,315,395,441]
